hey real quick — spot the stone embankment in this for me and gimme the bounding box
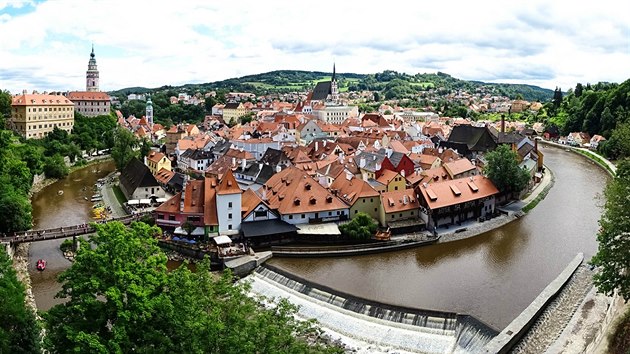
[510,266,594,353]
[12,243,41,320]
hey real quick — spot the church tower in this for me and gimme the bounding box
[146,96,154,126]
[330,63,339,102]
[86,45,100,92]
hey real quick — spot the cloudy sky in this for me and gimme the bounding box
[1,0,628,93]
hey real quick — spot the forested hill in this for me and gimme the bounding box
[109,70,554,102]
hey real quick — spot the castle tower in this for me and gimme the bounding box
[86,45,100,92]
[330,63,339,102]
[146,96,154,126]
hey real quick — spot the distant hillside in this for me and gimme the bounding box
[110,70,553,102]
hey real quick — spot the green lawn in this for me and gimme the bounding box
[112,184,127,205]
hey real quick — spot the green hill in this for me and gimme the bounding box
[109,70,553,102]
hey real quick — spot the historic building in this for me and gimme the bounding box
[10,93,75,139]
[67,46,111,117]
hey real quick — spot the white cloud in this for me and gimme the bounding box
[0,0,628,93]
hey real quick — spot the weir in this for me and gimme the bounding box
[247,265,497,353]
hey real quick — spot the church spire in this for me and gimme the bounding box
[332,62,336,82]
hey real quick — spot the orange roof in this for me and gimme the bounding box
[154,168,174,184]
[381,189,419,213]
[330,173,379,206]
[154,192,181,213]
[183,180,205,214]
[67,91,110,101]
[443,158,476,178]
[12,93,73,106]
[147,151,166,164]
[262,166,347,214]
[389,140,410,154]
[241,188,265,219]
[418,175,499,210]
[376,169,401,186]
[216,170,242,195]
[203,177,218,226]
[225,148,255,161]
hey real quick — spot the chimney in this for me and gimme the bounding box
[401,169,406,177]
[359,157,366,168]
[276,164,282,173]
[315,141,319,151]
[501,114,505,134]
[375,162,381,171]
[241,158,246,171]
[232,157,236,167]
[534,138,538,154]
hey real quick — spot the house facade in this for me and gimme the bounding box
[417,175,499,230]
[10,94,75,139]
[146,151,171,175]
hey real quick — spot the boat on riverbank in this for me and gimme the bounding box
[36,259,46,271]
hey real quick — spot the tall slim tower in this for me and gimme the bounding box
[146,96,154,126]
[86,45,100,92]
[330,63,339,102]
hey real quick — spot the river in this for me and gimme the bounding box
[29,160,116,311]
[268,147,608,330]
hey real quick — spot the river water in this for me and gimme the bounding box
[30,147,608,329]
[29,160,116,311]
[268,147,608,330]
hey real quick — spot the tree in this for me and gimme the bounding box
[575,83,584,98]
[44,221,341,353]
[484,144,531,194]
[599,122,630,160]
[591,159,630,300]
[111,127,138,171]
[0,90,11,128]
[43,154,69,179]
[139,139,151,159]
[0,247,41,353]
[339,212,378,240]
[44,222,171,353]
[0,183,32,234]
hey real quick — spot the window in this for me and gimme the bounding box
[255,210,266,218]
[228,202,233,209]
[301,214,305,219]
[328,211,332,216]
[289,215,293,219]
[374,208,377,212]
[228,213,232,220]
[228,224,232,230]
[391,214,394,219]
[355,210,358,214]
[371,198,373,202]
[363,199,365,203]
[399,213,403,217]
[168,215,175,221]
[157,214,164,220]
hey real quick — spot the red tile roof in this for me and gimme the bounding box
[262,166,347,214]
[418,175,499,210]
[443,158,477,178]
[217,170,242,195]
[12,94,73,106]
[67,91,110,101]
[381,189,419,213]
[330,173,378,206]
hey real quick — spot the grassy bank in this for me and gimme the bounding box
[572,149,616,176]
[112,184,127,205]
[522,169,555,213]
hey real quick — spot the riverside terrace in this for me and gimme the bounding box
[0,212,150,244]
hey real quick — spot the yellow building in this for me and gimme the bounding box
[222,102,247,125]
[146,151,171,175]
[10,94,75,139]
[330,174,380,220]
[376,169,406,192]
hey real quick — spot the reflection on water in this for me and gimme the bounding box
[29,160,115,311]
[269,147,608,329]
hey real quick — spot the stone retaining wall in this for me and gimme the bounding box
[483,253,584,354]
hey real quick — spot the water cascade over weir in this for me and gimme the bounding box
[246,265,498,353]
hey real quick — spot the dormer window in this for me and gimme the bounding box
[305,182,311,190]
[294,198,300,206]
[326,195,333,203]
[309,197,316,205]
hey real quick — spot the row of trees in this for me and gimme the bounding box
[43,221,342,353]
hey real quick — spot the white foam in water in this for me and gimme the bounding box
[246,270,464,354]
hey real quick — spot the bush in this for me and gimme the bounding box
[608,307,630,354]
[339,212,378,240]
[60,239,74,253]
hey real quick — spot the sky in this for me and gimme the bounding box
[0,0,628,93]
